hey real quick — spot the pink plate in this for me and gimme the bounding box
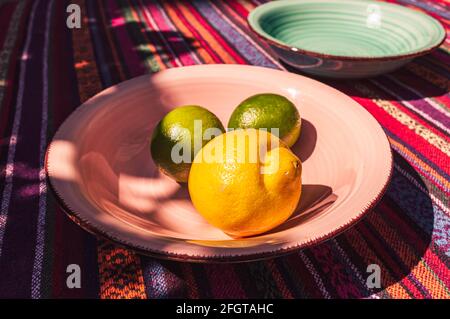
[46,65,392,262]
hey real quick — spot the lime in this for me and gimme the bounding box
[227,93,301,147]
[150,105,225,182]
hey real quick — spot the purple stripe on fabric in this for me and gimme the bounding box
[396,67,450,99]
[209,0,283,68]
[334,234,392,298]
[371,77,450,132]
[391,142,450,194]
[31,0,54,299]
[0,0,40,260]
[298,251,332,298]
[141,259,169,299]
[0,0,46,298]
[306,244,363,298]
[387,168,450,257]
[396,0,450,20]
[329,239,374,297]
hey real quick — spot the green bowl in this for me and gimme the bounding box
[248,0,445,78]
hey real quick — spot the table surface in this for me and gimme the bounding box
[0,0,449,299]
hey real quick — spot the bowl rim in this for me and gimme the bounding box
[45,64,394,263]
[247,0,446,62]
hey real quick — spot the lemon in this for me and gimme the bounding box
[188,128,302,237]
[151,105,225,183]
[228,93,301,147]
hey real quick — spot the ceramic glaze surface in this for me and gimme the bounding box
[46,65,392,261]
[248,0,445,78]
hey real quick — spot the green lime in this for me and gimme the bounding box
[228,93,301,147]
[151,105,225,183]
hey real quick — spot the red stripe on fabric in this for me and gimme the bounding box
[422,246,450,291]
[96,1,126,82]
[107,0,147,77]
[146,2,196,65]
[380,200,450,288]
[390,100,449,143]
[167,1,223,63]
[435,95,450,106]
[178,263,199,299]
[367,206,433,298]
[218,0,278,60]
[139,0,179,68]
[370,81,450,138]
[342,224,410,298]
[393,68,449,100]
[265,259,294,299]
[183,1,247,64]
[349,95,450,175]
[125,0,170,69]
[394,152,450,198]
[357,222,424,298]
[226,0,250,19]
[367,80,450,141]
[389,0,450,23]
[145,0,195,66]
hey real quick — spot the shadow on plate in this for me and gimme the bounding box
[291,119,317,162]
[265,184,336,234]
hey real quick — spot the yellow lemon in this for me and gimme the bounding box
[188,128,302,237]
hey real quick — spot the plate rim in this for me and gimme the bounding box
[45,64,393,262]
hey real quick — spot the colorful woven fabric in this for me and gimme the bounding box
[0,0,449,299]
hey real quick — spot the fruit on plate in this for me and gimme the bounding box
[150,105,225,183]
[188,128,302,237]
[228,93,301,147]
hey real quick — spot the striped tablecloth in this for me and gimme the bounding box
[0,0,449,299]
